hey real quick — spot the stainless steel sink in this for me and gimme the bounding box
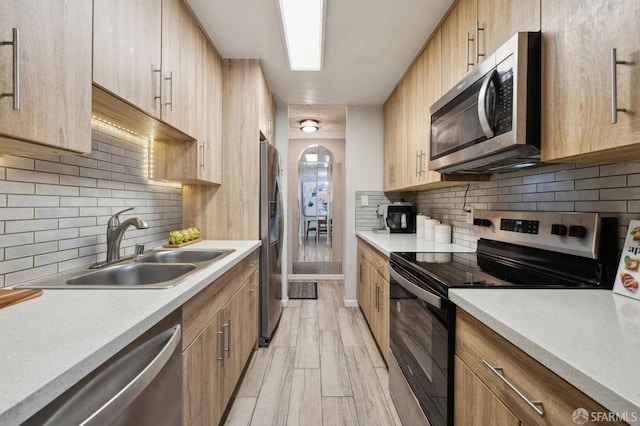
[137,249,232,264]
[15,248,236,289]
[66,263,197,288]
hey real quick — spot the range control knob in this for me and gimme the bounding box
[568,225,588,238]
[551,224,568,236]
[473,218,492,227]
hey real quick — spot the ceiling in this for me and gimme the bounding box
[186,0,453,134]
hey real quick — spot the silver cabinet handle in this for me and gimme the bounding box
[81,325,182,426]
[165,71,173,111]
[249,282,259,293]
[478,69,498,138]
[482,359,544,417]
[11,28,19,110]
[359,264,364,283]
[249,260,258,267]
[153,67,163,105]
[466,31,474,71]
[217,329,224,362]
[476,21,484,65]
[200,142,205,169]
[267,117,272,135]
[611,48,627,124]
[2,28,19,110]
[419,149,425,176]
[227,319,232,358]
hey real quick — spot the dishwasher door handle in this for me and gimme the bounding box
[81,324,182,426]
[389,263,442,309]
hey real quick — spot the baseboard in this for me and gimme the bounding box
[288,273,344,281]
[281,299,288,307]
[343,299,358,308]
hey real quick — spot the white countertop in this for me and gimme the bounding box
[450,288,640,422]
[0,240,260,425]
[356,230,475,256]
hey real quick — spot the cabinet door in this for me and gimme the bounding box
[440,0,477,93]
[357,245,366,310]
[383,95,395,191]
[541,0,640,162]
[476,0,539,65]
[0,1,91,154]
[223,290,245,407]
[93,0,162,118]
[405,58,422,188]
[423,30,446,185]
[183,312,225,426]
[243,272,259,361]
[454,356,520,426]
[197,36,222,184]
[161,0,199,138]
[377,277,390,363]
[258,68,275,142]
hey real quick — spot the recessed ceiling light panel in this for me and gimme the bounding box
[300,119,319,132]
[279,0,325,71]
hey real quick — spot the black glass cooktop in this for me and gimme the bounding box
[390,239,607,298]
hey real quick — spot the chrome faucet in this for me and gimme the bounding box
[106,208,149,263]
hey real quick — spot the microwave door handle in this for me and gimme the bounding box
[478,69,497,138]
[389,263,442,309]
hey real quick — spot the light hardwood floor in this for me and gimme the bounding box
[224,280,402,426]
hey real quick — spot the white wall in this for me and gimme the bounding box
[344,106,384,304]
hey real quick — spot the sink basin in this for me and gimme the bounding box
[66,263,196,288]
[137,249,232,264]
[16,248,236,289]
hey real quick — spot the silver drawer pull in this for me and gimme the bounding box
[249,260,258,267]
[482,359,544,417]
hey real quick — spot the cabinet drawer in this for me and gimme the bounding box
[455,308,622,426]
[242,249,259,283]
[361,241,389,280]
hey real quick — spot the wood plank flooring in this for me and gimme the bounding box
[225,280,401,426]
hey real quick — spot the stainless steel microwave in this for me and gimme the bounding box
[429,32,541,174]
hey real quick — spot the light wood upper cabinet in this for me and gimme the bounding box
[258,68,276,143]
[383,81,409,191]
[93,0,162,119]
[161,0,199,138]
[440,0,477,93]
[476,0,540,66]
[541,0,640,162]
[0,1,91,155]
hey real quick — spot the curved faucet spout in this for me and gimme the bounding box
[106,210,149,263]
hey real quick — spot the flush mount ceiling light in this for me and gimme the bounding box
[300,119,319,133]
[279,0,325,71]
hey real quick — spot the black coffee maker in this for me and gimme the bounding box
[381,202,416,233]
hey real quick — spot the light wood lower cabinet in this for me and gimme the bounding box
[356,238,389,363]
[182,251,259,425]
[455,308,625,426]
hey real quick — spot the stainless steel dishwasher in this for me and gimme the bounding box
[24,310,182,426]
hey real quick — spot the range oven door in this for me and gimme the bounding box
[388,261,454,426]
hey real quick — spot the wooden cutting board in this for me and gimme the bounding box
[162,237,203,248]
[0,289,43,309]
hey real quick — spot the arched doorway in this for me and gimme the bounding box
[289,142,343,276]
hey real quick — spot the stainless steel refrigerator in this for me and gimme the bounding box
[259,140,283,346]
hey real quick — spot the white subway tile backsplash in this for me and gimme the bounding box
[6,219,58,233]
[35,184,80,197]
[35,160,80,176]
[0,125,182,287]
[6,242,58,260]
[358,162,640,254]
[0,208,35,220]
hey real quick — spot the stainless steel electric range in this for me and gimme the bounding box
[387,210,618,426]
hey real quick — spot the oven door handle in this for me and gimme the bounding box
[389,263,442,309]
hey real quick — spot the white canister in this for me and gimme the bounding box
[434,252,452,263]
[416,214,426,239]
[434,223,452,244]
[424,219,438,241]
